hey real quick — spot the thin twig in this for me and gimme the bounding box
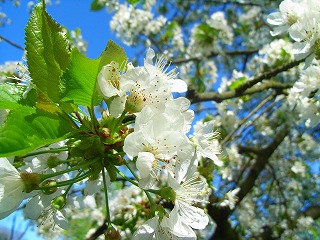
[0,35,25,51]
[221,93,275,145]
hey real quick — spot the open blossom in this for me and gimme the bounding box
[268,0,320,67]
[192,120,222,166]
[97,48,187,117]
[168,171,209,230]
[133,213,197,240]
[0,157,25,219]
[267,0,304,36]
[123,105,194,189]
[219,188,240,210]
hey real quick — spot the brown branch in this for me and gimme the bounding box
[221,93,275,145]
[234,95,284,140]
[86,219,108,240]
[207,125,290,240]
[236,125,290,205]
[187,80,293,104]
[187,59,302,104]
[302,205,320,220]
[0,35,25,51]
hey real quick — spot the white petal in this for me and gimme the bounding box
[136,152,155,179]
[175,201,209,229]
[54,210,69,229]
[132,216,159,240]
[267,12,284,25]
[110,95,126,118]
[170,79,188,93]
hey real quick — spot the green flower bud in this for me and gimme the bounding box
[47,156,61,168]
[51,195,66,210]
[41,180,58,195]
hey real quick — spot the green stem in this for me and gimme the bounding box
[123,161,157,214]
[22,147,69,158]
[121,120,135,128]
[102,167,111,229]
[40,158,98,181]
[62,171,82,197]
[88,106,99,134]
[110,111,127,136]
[39,171,91,189]
[113,165,139,187]
[123,160,139,180]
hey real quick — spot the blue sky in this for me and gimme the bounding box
[0,0,134,65]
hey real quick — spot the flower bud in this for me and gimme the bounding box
[47,156,61,168]
[104,224,120,240]
[41,180,58,195]
[51,195,66,210]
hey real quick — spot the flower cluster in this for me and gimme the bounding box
[267,0,320,67]
[188,11,233,58]
[109,3,166,46]
[0,48,221,239]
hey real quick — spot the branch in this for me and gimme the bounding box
[86,219,108,240]
[187,59,302,104]
[302,205,320,220]
[188,81,293,104]
[0,35,25,51]
[236,125,290,205]
[208,125,290,240]
[221,93,275,145]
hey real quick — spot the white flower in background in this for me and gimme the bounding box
[0,157,25,219]
[207,11,233,45]
[110,4,153,45]
[83,171,110,195]
[192,120,222,166]
[219,188,240,210]
[291,161,306,176]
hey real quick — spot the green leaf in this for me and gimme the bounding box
[0,106,74,157]
[99,40,128,71]
[60,48,101,106]
[90,0,105,11]
[127,0,141,4]
[0,83,37,110]
[229,76,246,90]
[25,2,70,103]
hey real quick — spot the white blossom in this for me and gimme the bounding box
[0,157,25,219]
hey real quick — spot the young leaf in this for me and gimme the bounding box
[0,83,37,110]
[229,76,246,90]
[25,2,70,103]
[60,48,101,107]
[0,106,75,157]
[90,0,105,11]
[99,40,128,71]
